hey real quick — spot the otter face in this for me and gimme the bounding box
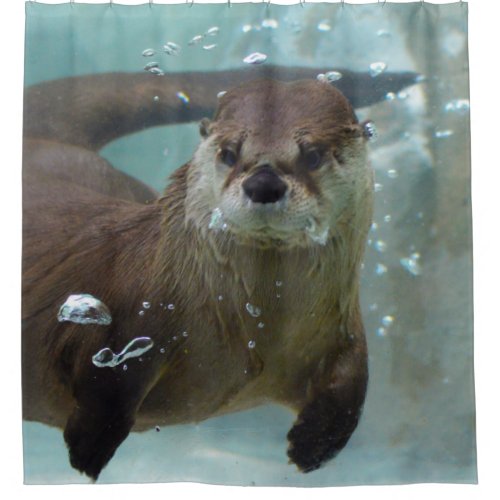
[186,80,373,248]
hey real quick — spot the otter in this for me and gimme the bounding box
[22,67,415,480]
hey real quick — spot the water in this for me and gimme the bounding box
[23,1,474,486]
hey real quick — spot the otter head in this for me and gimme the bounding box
[186,79,374,249]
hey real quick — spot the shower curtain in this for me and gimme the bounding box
[22,0,475,486]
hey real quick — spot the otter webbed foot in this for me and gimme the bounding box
[287,390,362,472]
[64,405,135,480]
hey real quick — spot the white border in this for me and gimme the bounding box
[2,1,499,499]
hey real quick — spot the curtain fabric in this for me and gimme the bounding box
[22,1,475,486]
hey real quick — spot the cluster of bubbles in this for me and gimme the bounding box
[242,18,279,33]
[138,300,176,317]
[208,207,228,232]
[245,302,261,350]
[188,26,220,48]
[376,315,395,338]
[140,26,220,102]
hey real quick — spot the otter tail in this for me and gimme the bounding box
[23,67,421,151]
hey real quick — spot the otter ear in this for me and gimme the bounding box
[199,118,212,139]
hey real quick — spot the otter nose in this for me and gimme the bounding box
[242,166,288,204]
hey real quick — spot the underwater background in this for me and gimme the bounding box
[23,1,475,485]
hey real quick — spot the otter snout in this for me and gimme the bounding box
[242,166,288,204]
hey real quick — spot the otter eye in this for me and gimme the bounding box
[303,149,323,171]
[220,148,238,167]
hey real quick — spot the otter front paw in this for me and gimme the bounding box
[64,407,133,480]
[287,393,360,473]
[287,421,340,473]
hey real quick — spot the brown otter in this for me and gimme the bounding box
[22,68,392,480]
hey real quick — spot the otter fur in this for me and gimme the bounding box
[22,69,378,480]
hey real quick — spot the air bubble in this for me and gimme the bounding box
[384,215,392,222]
[400,254,422,276]
[257,322,265,329]
[376,327,387,337]
[444,99,470,114]
[326,71,342,83]
[148,67,164,76]
[387,169,399,179]
[92,337,154,368]
[317,20,331,32]
[376,29,391,38]
[144,61,159,71]
[142,301,151,309]
[208,207,227,231]
[205,26,220,36]
[203,44,217,51]
[382,315,394,327]
[243,52,267,65]
[435,129,454,138]
[374,240,387,253]
[246,303,262,318]
[275,280,283,287]
[375,263,387,275]
[142,48,155,57]
[57,294,112,325]
[217,91,227,99]
[248,340,256,349]
[188,35,203,46]
[374,183,383,192]
[167,303,175,310]
[261,19,279,29]
[369,61,388,77]
[363,121,378,142]
[163,42,181,56]
[91,348,114,366]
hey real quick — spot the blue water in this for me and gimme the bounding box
[23,1,475,485]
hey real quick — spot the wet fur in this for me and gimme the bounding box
[23,76,373,479]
